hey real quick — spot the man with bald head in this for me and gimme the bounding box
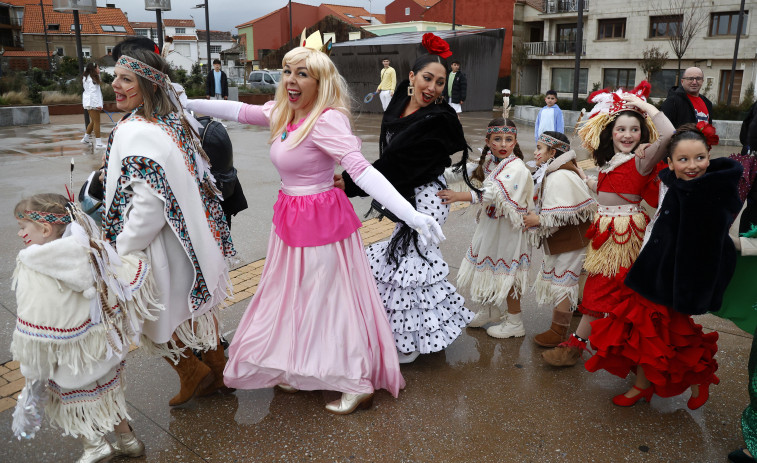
[661,67,713,128]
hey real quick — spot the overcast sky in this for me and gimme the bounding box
[109,0,393,33]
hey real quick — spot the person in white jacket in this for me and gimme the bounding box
[81,63,105,149]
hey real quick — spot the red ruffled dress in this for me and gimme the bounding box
[585,286,718,397]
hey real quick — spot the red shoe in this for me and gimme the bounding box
[612,385,654,407]
[688,375,720,410]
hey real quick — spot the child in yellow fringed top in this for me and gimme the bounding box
[11,194,160,462]
[541,82,675,367]
[438,117,534,339]
[523,131,597,348]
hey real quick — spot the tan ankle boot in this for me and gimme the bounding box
[198,340,235,397]
[165,351,215,406]
[534,309,572,347]
[534,323,569,347]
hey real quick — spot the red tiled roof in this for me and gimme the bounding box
[372,13,386,24]
[197,29,234,42]
[130,21,157,29]
[164,19,195,27]
[172,35,197,41]
[3,50,55,57]
[411,0,442,7]
[23,4,134,35]
[235,1,312,29]
[321,4,371,26]
[0,0,44,6]
[521,0,544,11]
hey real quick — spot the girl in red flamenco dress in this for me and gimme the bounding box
[585,123,742,408]
[542,82,675,367]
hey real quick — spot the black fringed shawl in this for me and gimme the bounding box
[625,158,743,315]
[342,79,475,262]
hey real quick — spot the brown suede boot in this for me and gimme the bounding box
[534,309,572,348]
[165,352,215,406]
[533,323,568,347]
[198,342,236,397]
[541,334,588,367]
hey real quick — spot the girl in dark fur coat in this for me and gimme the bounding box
[585,123,743,409]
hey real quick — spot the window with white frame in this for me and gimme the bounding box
[55,46,64,56]
[210,45,222,54]
[405,7,410,15]
[175,27,185,34]
[82,46,91,58]
[135,29,148,36]
[106,46,113,55]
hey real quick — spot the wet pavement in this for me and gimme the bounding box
[0,110,749,462]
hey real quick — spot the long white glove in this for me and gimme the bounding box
[184,98,244,122]
[353,166,445,246]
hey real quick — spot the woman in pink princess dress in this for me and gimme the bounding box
[185,38,444,414]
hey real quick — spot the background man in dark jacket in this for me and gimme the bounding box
[660,67,712,128]
[446,60,467,114]
[206,59,229,100]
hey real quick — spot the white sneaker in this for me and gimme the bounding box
[80,134,91,144]
[486,312,525,339]
[95,139,105,149]
[397,350,420,364]
[468,307,501,328]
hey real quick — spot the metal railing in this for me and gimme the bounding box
[524,40,586,56]
[543,0,589,14]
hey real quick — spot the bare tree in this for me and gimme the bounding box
[511,41,530,95]
[654,0,710,85]
[639,46,669,80]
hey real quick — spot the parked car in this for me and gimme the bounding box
[248,69,280,90]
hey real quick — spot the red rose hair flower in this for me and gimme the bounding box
[696,121,719,148]
[421,33,452,59]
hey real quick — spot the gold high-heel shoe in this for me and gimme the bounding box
[324,392,373,415]
[276,384,299,393]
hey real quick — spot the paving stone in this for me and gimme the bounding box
[0,378,25,397]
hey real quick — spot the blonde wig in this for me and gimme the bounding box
[268,47,352,148]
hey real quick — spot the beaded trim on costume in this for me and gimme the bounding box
[538,133,570,153]
[17,210,71,225]
[116,55,169,89]
[487,126,517,135]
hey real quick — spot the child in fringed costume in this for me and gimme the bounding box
[11,194,160,462]
[585,123,742,408]
[438,117,534,339]
[542,83,675,367]
[523,132,596,347]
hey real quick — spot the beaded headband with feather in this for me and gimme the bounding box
[17,209,71,225]
[577,81,659,151]
[487,125,517,135]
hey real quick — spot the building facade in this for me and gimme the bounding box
[516,0,756,104]
[22,3,133,60]
[197,29,236,63]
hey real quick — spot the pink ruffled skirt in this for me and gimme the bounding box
[224,188,405,397]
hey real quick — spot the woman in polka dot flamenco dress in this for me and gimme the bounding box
[339,34,478,364]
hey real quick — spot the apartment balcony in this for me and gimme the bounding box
[0,16,23,28]
[524,40,586,57]
[542,0,589,15]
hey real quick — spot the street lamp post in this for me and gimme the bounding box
[193,1,211,71]
[39,0,52,74]
[145,1,172,50]
[52,0,96,129]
